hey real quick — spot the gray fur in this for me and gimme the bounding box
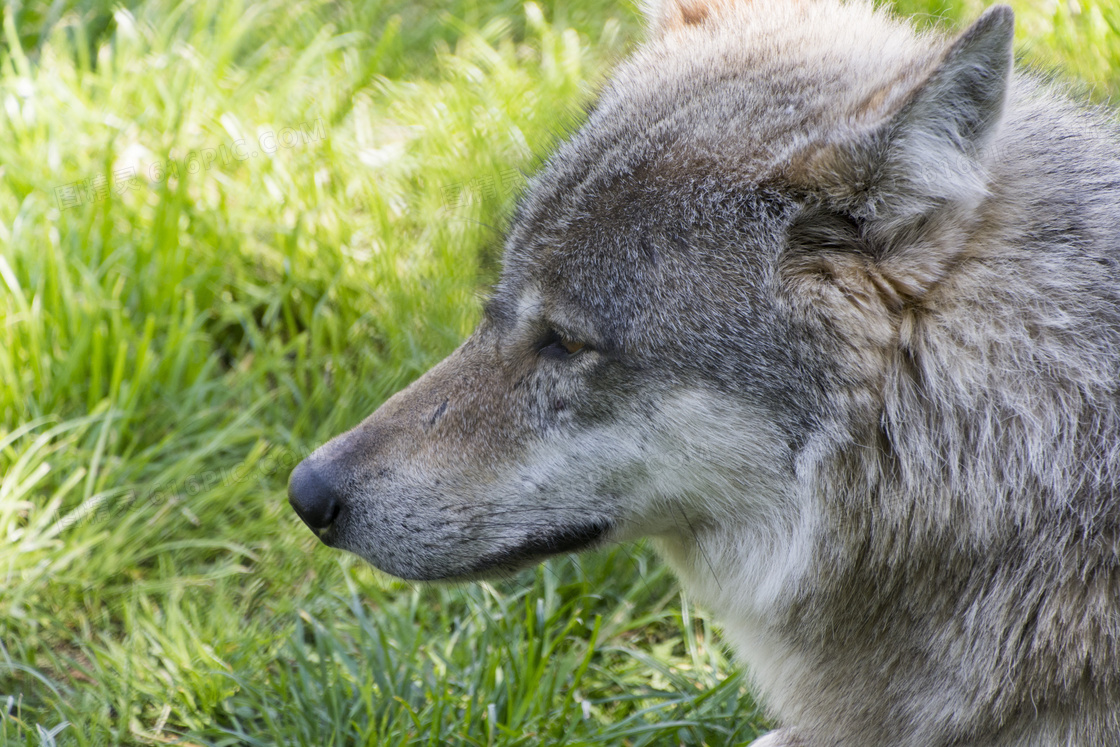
[290,2,1120,744]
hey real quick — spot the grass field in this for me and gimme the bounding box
[0,0,1117,744]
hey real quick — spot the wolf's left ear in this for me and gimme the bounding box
[853,5,1015,225]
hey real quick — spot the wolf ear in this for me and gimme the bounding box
[781,8,1015,329]
[860,5,1015,224]
[641,0,743,38]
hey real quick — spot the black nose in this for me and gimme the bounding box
[288,460,341,530]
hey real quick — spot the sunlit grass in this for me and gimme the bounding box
[0,0,1115,744]
[890,0,1120,99]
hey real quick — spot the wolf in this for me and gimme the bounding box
[288,1,1120,744]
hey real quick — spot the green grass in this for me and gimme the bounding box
[0,0,1115,744]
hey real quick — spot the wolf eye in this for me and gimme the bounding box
[559,339,585,354]
[539,329,588,359]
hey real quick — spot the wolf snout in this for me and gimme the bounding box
[287,459,342,531]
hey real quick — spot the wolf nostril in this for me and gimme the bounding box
[287,460,342,530]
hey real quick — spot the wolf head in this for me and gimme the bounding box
[288,0,1018,582]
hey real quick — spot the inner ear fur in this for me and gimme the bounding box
[780,200,971,350]
[782,205,907,318]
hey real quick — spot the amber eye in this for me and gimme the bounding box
[560,339,585,355]
[539,329,588,359]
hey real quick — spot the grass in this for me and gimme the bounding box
[0,0,1115,744]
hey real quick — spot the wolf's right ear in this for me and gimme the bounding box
[859,4,1015,226]
[795,5,1015,229]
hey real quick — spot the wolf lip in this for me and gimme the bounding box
[468,520,611,574]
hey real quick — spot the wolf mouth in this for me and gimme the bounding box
[467,520,612,575]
